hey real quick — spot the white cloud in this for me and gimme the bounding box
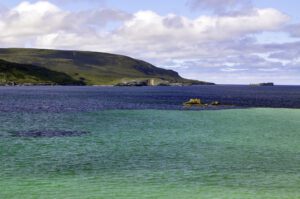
[98,8,289,62]
[221,67,248,72]
[0,1,66,40]
[0,1,298,84]
[0,1,131,45]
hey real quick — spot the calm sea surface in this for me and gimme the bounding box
[1,86,300,198]
[0,85,300,112]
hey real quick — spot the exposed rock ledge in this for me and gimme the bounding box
[115,78,215,87]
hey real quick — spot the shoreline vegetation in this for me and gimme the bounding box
[0,48,214,86]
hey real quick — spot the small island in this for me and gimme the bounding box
[183,98,222,107]
[250,82,274,86]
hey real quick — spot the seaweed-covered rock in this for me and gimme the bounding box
[183,98,202,106]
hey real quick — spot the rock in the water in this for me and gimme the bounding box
[183,98,202,106]
[211,101,221,106]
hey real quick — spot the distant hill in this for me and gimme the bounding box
[0,59,84,85]
[0,48,213,86]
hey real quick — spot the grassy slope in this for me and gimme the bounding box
[0,59,84,85]
[0,48,212,85]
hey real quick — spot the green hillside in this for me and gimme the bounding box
[0,59,84,85]
[0,48,213,85]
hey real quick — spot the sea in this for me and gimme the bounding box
[0,85,300,199]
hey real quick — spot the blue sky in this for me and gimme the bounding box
[0,0,300,84]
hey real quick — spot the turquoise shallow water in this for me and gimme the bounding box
[1,108,300,198]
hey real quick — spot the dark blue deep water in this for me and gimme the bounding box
[0,85,300,113]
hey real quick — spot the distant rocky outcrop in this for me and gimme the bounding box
[250,82,274,86]
[115,80,149,87]
[115,78,214,87]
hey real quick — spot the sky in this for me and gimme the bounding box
[0,0,300,84]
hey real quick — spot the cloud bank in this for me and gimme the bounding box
[0,1,299,84]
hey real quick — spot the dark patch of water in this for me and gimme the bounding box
[10,130,89,138]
